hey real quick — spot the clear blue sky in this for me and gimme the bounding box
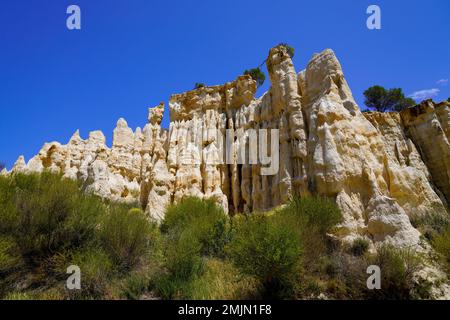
[1,0,449,169]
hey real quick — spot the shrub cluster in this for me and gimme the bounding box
[244,68,266,88]
[227,214,302,299]
[0,172,438,300]
[153,197,232,298]
[0,172,159,299]
[412,210,450,272]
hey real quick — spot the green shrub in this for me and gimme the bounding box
[227,214,302,298]
[194,83,205,89]
[0,172,105,264]
[0,172,158,300]
[317,252,368,299]
[225,197,342,299]
[411,211,450,241]
[0,235,21,272]
[433,230,450,267]
[151,226,205,299]
[277,43,295,58]
[165,229,204,280]
[68,248,114,299]
[244,68,266,88]
[366,245,424,300]
[280,196,342,234]
[411,210,450,272]
[100,207,157,272]
[151,272,187,299]
[162,197,230,257]
[351,238,370,257]
[153,198,231,299]
[186,258,259,300]
[118,272,151,300]
[278,196,342,264]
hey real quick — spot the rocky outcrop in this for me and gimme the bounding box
[299,49,440,247]
[364,111,447,214]
[8,45,450,248]
[400,100,450,203]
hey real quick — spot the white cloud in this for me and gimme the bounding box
[408,88,440,101]
[436,79,448,86]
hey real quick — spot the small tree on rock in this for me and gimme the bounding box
[364,85,416,112]
[278,43,295,58]
[194,83,206,89]
[244,68,266,88]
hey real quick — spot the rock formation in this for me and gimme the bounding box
[8,45,450,248]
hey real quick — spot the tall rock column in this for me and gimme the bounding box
[142,103,174,222]
[302,49,420,247]
[266,45,308,199]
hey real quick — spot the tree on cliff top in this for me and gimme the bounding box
[277,43,295,58]
[194,83,205,89]
[447,97,450,102]
[364,85,416,112]
[244,68,266,88]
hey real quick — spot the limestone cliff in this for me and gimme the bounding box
[8,45,450,248]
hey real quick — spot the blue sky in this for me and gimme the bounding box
[1,0,449,169]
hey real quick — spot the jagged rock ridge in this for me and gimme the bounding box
[6,45,450,248]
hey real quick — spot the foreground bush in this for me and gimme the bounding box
[278,196,342,265]
[227,214,302,299]
[162,197,230,258]
[0,172,106,263]
[433,230,450,268]
[411,210,450,272]
[153,197,230,298]
[351,238,370,257]
[366,245,424,300]
[1,173,437,300]
[0,172,158,299]
[185,258,259,300]
[100,207,157,272]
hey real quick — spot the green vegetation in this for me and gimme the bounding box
[227,214,302,299]
[153,197,232,299]
[277,43,295,58]
[364,85,416,112]
[244,68,266,88]
[0,172,159,300]
[447,97,450,103]
[433,231,450,266]
[351,238,370,257]
[243,43,294,90]
[412,210,450,273]
[162,197,230,258]
[194,83,205,89]
[0,172,444,300]
[366,245,424,300]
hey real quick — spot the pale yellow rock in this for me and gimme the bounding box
[401,100,450,203]
[364,111,447,216]
[302,49,420,246]
[11,155,27,173]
